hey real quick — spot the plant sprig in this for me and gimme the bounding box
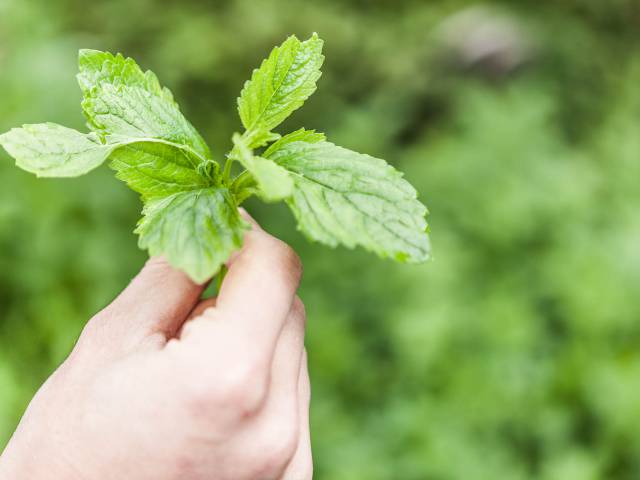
[0,33,431,283]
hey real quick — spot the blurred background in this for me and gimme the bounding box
[1,0,640,478]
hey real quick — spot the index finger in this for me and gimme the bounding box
[191,217,302,365]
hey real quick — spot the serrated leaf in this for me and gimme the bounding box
[265,140,431,262]
[263,128,325,157]
[78,50,210,160]
[238,33,324,148]
[109,141,209,200]
[0,123,114,177]
[136,187,249,283]
[77,50,174,102]
[232,133,293,201]
[244,131,282,150]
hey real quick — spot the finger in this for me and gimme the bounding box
[268,297,306,401]
[177,297,218,340]
[249,297,305,429]
[89,257,206,344]
[281,351,313,480]
[244,313,307,480]
[186,297,217,322]
[204,219,303,366]
[166,224,303,420]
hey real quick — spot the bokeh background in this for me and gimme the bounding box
[1,0,640,478]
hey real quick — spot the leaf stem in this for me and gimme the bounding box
[222,157,234,185]
[222,142,244,185]
[216,264,228,293]
[230,170,253,191]
[236,187,258,205]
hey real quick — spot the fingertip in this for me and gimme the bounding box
[239,208,263,231]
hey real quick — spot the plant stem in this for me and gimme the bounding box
[221,156,234,185]
[216,264,228,293]
[236,187,258,205]
[231,170,253,191]
[222,143,244,185]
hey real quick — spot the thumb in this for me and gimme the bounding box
[82,257,206,351]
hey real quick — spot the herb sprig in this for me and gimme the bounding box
[0,34,431,282]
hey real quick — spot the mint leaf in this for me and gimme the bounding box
[238,34,324,148]
[265,140,431,263]
[231,133,293,201]
[263,128,325,157]
[78,50,211,160]
[109,141,209,200]
[0,123,114,177]
[77,50,174,103]
[136,188,248,283]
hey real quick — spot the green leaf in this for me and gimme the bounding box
[109,141,209,200]
[0,123,114,177]
[238,33,324,148]
[232,133,293,201]
[244,131,282,150]
[78,50,211,160]
[265,140,431,262]
[136,187,249,283]
[263,128,325,157]
[77,50,174,102]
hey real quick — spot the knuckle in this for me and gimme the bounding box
[184,362,268,422]
[251,424,299,477]
[273,240,303,284]
[216,366,266,413]
[290,296,307,324]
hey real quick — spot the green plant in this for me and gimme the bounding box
[0,33,430,282]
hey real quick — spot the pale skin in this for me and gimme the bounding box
[0,213,312,480]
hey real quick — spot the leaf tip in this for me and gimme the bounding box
[78,48,100,58]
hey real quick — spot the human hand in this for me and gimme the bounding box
[0,216,310,480]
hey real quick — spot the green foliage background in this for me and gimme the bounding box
[1,0,640,478]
